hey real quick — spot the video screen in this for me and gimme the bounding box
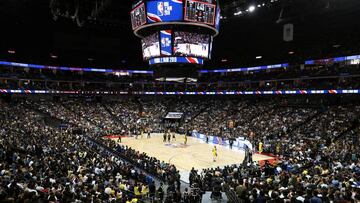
[215,4,220,30]
[142,32,161,60]
[209,36,213,59]
[194,0,216,3]
[174,31,210,58]
[130,2,147,30]
[160,30,172,56]
[184,0,216,25]
[165,112,184,119]
[146,0,183,23]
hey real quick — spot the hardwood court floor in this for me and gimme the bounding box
[114,134,273,172]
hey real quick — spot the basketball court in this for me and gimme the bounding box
[110,134,274,182]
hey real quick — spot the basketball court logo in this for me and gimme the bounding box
[165,143,188,148]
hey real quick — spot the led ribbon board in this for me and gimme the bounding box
[149,56,204,65]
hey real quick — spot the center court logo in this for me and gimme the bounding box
[157,2,172,16]
[165,143,188,148]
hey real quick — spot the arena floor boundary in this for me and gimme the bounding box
[109,133,274,183]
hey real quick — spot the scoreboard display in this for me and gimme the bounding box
[184,0,216,25]
[174,31,210,58]
[130,2,147,30]
[131,0,220,30]
[160,30,173,56]
[215,3,220,30]
[142,32,161,60]
[131,0,219,66]
[146,0,184,23]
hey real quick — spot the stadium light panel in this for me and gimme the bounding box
[249,5,256,12]
[234,11,242,16]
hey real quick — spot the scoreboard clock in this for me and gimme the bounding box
[184,0,216,25]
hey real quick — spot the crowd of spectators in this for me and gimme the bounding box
[0,101,162,202]
[190,102,360,202]
[1,63,360,92]
[1,96,360,202]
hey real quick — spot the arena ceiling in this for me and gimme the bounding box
[0,0,359,69]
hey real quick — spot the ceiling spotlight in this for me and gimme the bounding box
[221,59,228,62]
[8,49,16,54]
[233,11,242,16]
[257,4,261,7]
[248,5,256,12]
[50,53,58,59]
[288,51,294,55]
[256,56,262,59]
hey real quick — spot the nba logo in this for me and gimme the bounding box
[165,37,170,46]
[161,38,166,47]
[157,2,164,16]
